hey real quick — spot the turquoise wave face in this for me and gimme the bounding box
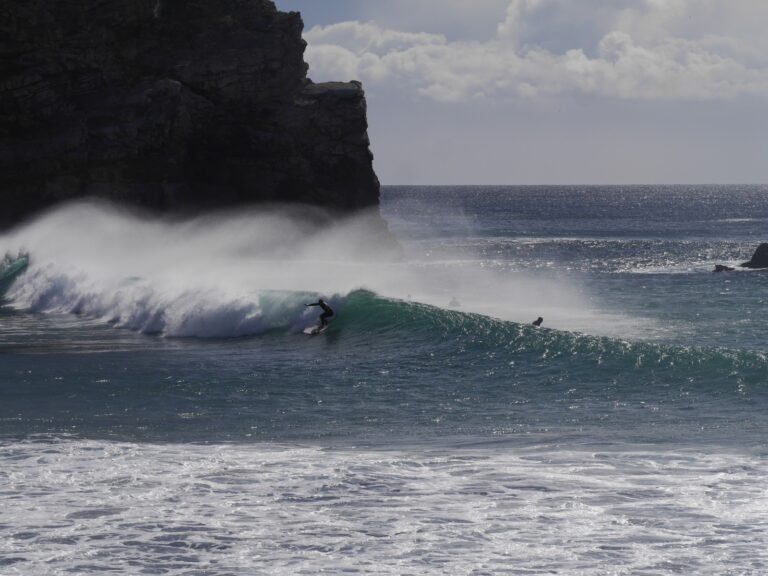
[0,254,28,299]
[2,288,766,445]
[338,290,768,386]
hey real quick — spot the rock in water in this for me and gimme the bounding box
[0,0,381,229]
[741,244,768,269]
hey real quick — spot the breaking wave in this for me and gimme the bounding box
[4,199,765,385]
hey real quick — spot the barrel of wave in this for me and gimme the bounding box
[0,253,28,299]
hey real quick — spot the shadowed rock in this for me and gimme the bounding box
[0,0,381,230]
[740,244,768,269]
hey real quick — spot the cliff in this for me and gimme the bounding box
[0,0,380,229]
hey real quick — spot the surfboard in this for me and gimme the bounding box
[303,324,327,335]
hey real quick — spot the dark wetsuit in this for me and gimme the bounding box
[306,299,335,327]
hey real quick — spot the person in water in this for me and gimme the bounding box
[532,317,543,327]
[306,299,334,328]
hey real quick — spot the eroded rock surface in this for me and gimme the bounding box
[0,0,380,228]
[741,243,768,269]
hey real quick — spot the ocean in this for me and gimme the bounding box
[2,185,768,574]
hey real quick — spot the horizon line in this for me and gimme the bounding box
[380,182,768,187]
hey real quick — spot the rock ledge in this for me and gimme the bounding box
[741,243,768,269]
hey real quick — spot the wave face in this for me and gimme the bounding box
[0,254,28,298]
[1,284,766,445]
[341,290,768,385]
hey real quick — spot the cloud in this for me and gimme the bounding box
[303,0,768,102]
[304,20,446,54]
[353,0,511,41]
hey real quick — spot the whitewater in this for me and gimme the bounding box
[2,185,768,574]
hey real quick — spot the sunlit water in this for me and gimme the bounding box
[2,185,768,574]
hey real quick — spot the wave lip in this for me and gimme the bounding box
[9,265,331,338]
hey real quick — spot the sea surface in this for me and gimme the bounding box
[2,185,768,574]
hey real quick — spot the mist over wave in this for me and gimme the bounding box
[0,200,643,338]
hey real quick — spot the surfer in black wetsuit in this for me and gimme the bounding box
[532,317,543,327]
[306,299,334,328]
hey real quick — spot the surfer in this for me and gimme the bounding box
[305,299,334,328]
[532,317,543,327]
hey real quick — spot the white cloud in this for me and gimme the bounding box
[303,0,768,102]
[497,0,546,46]
[304,20,446,54]
[356,0,511,41]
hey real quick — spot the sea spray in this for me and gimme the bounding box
[0,200,636,337]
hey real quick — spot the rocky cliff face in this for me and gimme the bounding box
[0,0,380,229]
[741,243,768,269]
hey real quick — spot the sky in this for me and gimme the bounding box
[275,1,768,185]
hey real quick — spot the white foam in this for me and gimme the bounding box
[2,438,767,574]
